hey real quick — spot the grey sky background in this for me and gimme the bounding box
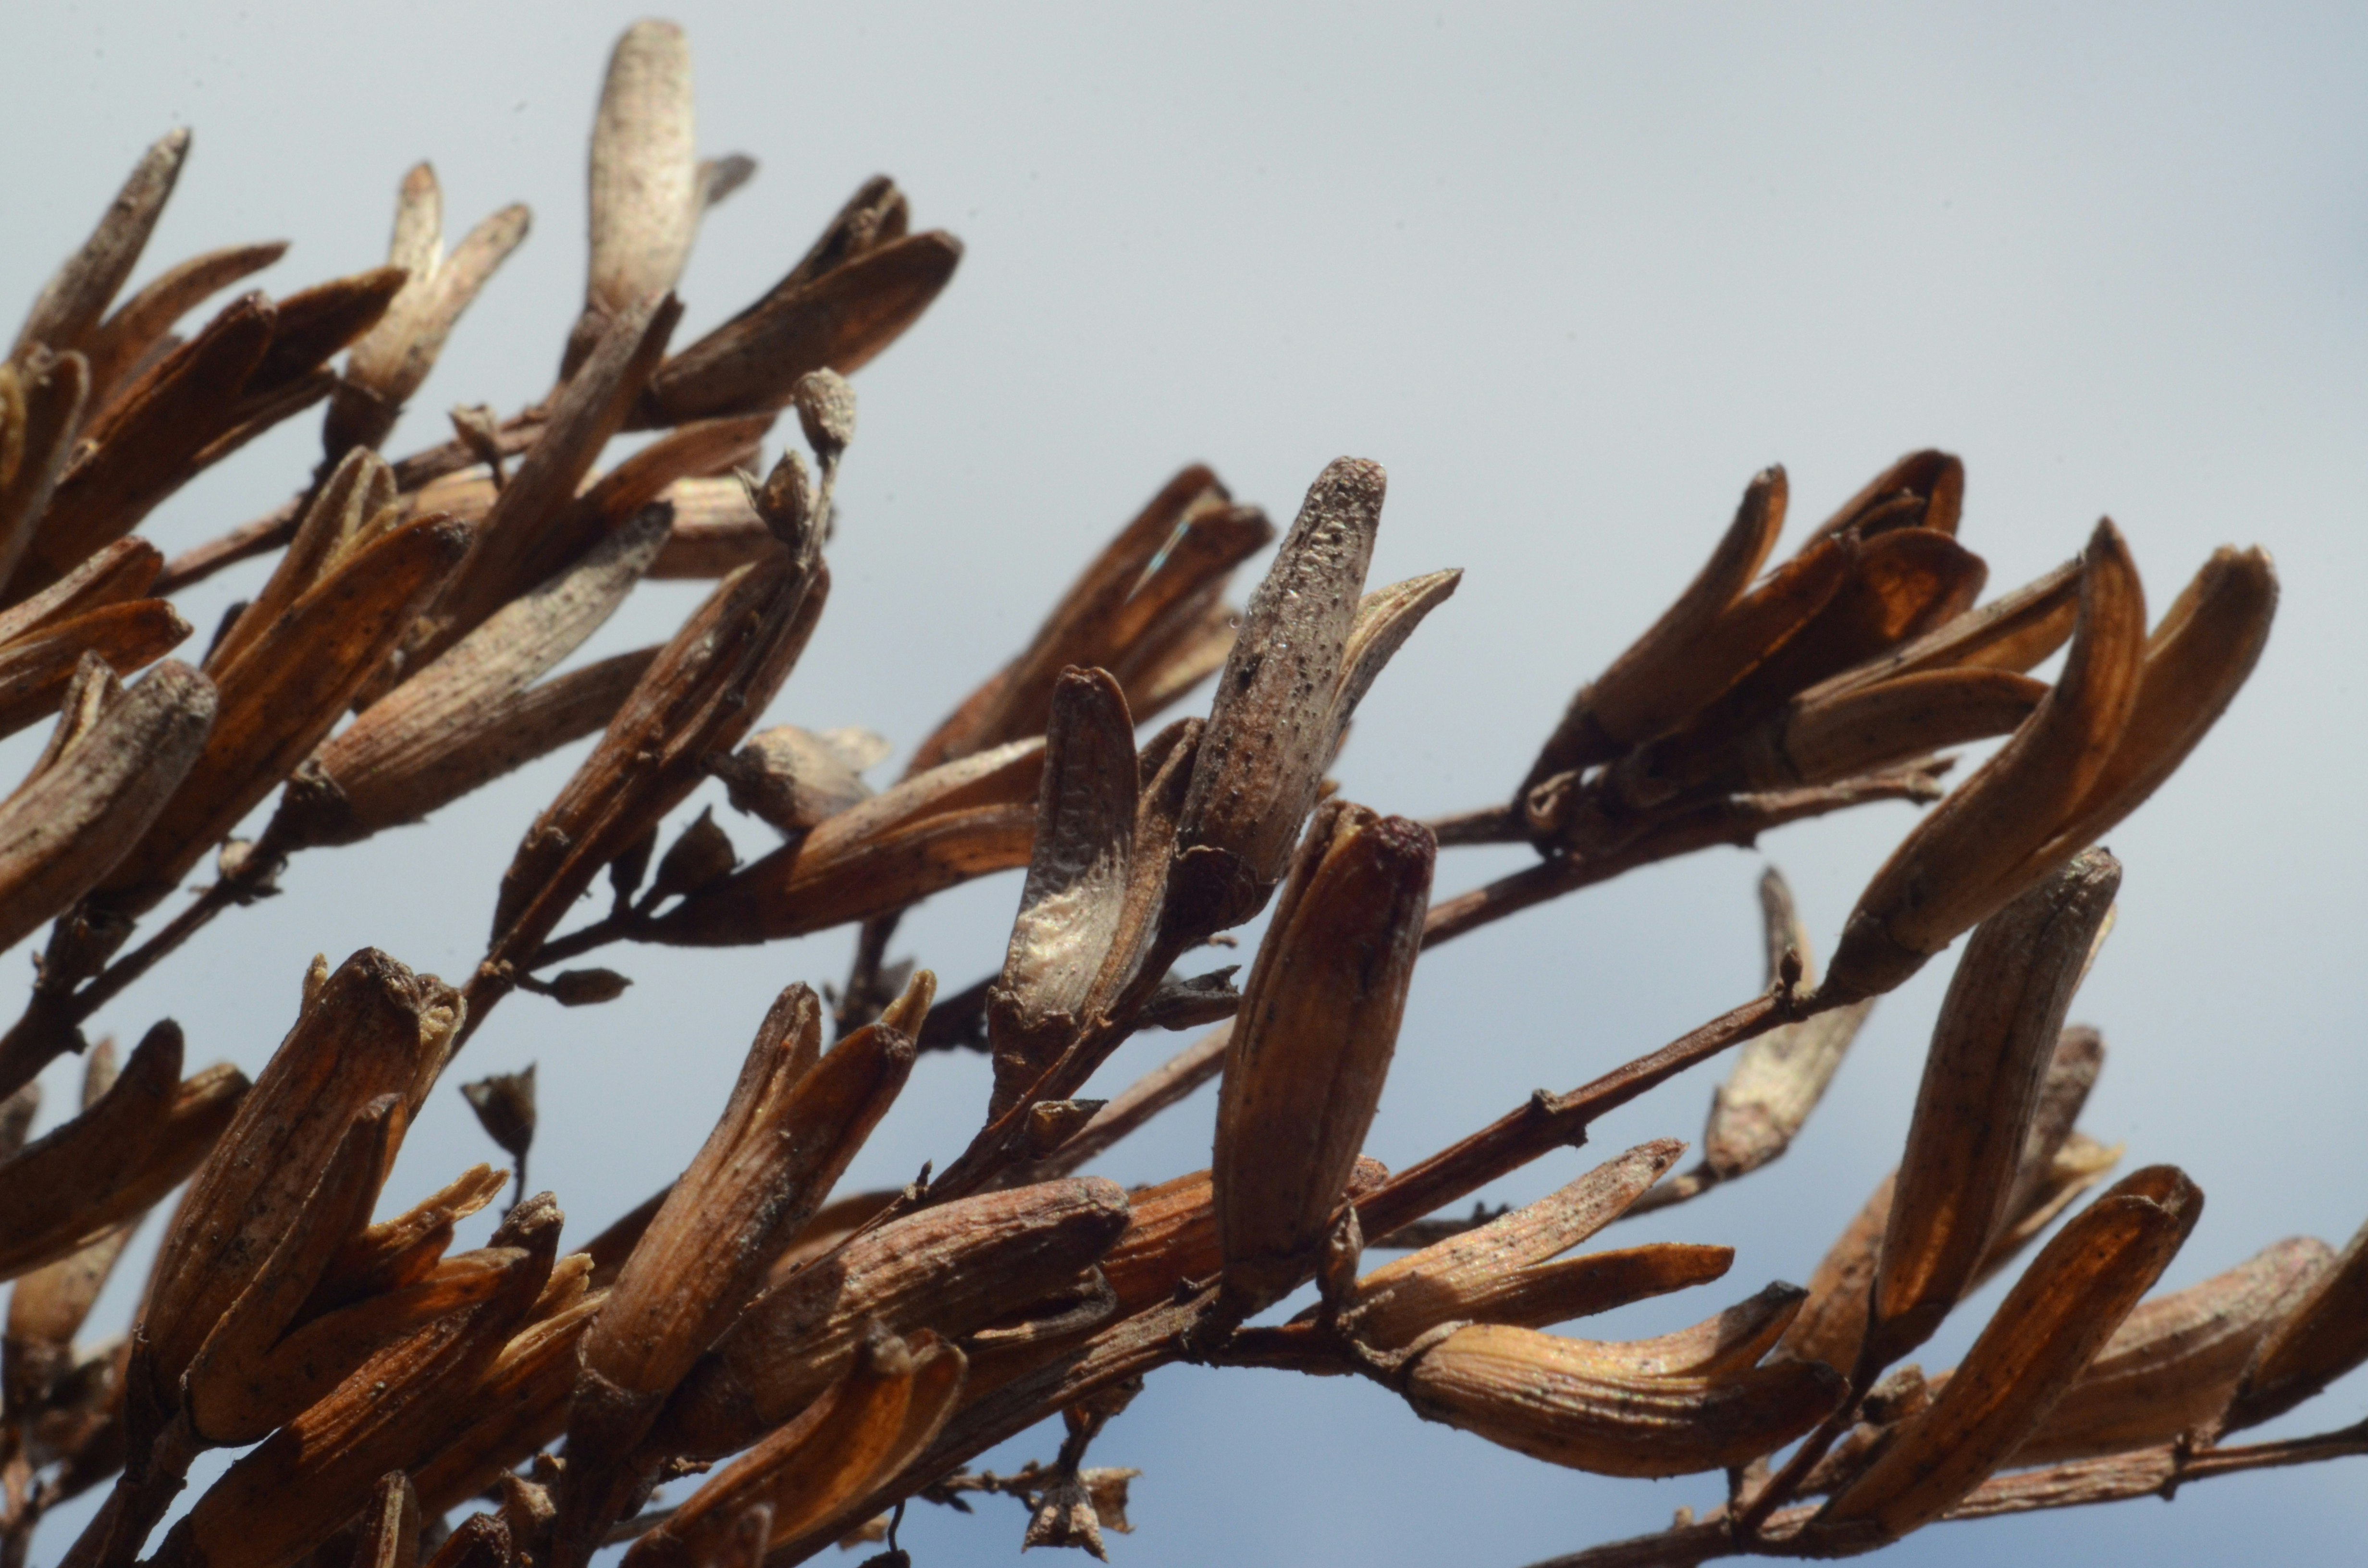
[2,2,2364,1563]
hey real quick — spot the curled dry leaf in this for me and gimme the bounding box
[1212,800,1432,1316]
[1823,528,2274,1002]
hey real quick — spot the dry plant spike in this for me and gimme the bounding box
[651,1176,1129,1462]
[1808,1164,2204,1550]
[552,980,920,1565]
[1399,1323,1846,1479]
[2003,1234,2332,1464]
[2220,1212,2368,1435]
[0,660,215,952]
[1212,799,1434,1317]
[13,129,190,360]
[568,21,699,379]
[1862,848,2121,1372]
[624,1330,965,1568]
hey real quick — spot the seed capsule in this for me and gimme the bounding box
[1213,800,1433,1315]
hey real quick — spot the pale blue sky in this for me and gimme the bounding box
[3,4,2364,1563]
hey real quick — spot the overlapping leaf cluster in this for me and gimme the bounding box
[0,19,2344,1568]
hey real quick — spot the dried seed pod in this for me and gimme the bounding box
[791,368,856,463]
[0,1023,244,1283]
[0,597,193,739]
[1403,1323,1846,1478]
[1863,849,2121,1372]
[0,660,215,952]
[1699,869,1874,1189]
[1368,1243,1736,1348]
[484,526,823,978]
[351,1472,421,1568]
[636,232,962,427]
[79,242,285,410]
[908,467,1272,773]
[1348,1140,1685,1347]
[325,163,528,456]
[566,22,699,379]
[652,1176,1130,1461]
[708,724,887,833]
[307,1163,510,1314]
[985,668,1139,1116]
[1809,450,1966,543]
[421,1515,511,1568]
[0,537,167,652]
[1098,1159,1390,1322]
[2004,1236,2332,1463]
[414,295,681,663]
[13,129,190,360]
[408,1275,606,1519]
[1823,528,2273,1002]
[209,448,400,674]
[2221,1213,2368,1434]
[1520,467,1797,790]
[1169,458,1457,933]
[460,1067,536,1165]
[1213,800,1434,1314]
[139,950,460,1410]
[1800,556,2083,704]
[646,735,1041,946]
[624,1331,965,1568]
[3,1047,138,1412]
[1810,1165,2203,1548]
[1970,1131,2124,1291]
[0,348,91,594]
[79,515,470,920]
[151,1203,560,1568]
[555,983,918,1562]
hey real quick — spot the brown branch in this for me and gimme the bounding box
[1421,766,1944,950]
